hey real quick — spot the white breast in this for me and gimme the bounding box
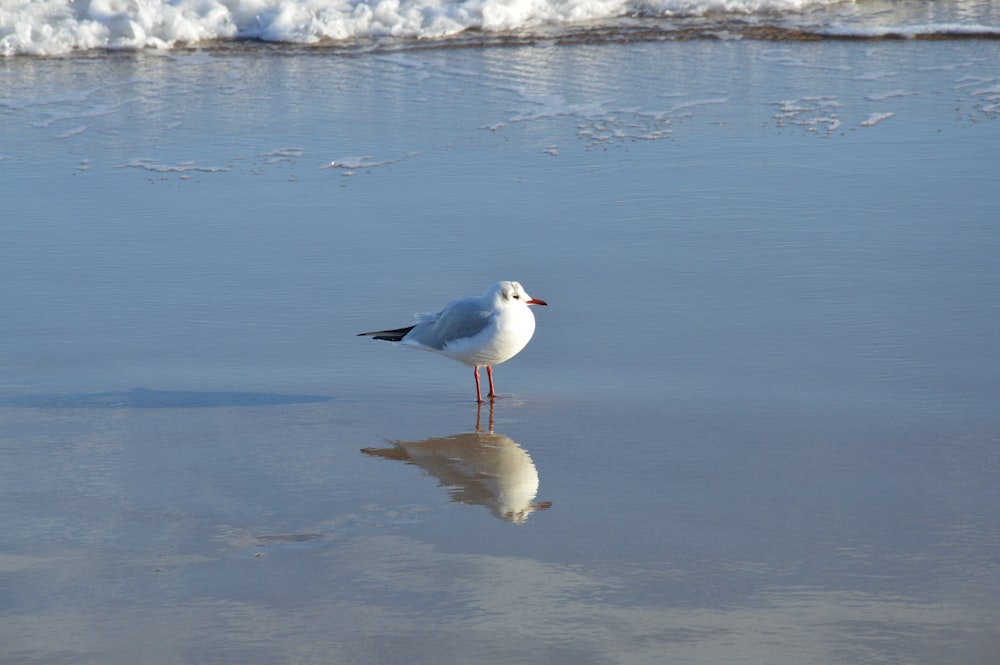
[441,304,536,367]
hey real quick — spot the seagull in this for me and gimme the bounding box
[358,281,548,402]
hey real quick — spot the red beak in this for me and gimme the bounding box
[527,298,548,306]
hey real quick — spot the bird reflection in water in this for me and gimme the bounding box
[361,402,551,524]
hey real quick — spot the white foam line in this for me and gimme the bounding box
[865,90,918,102]
[322,152,418,170]
[259,147,306,164]
[509,92,608,122]
[33,98,140,128]
[971,85,1000,97]
[667,98,729,114]
[954,76,1000,92]
[854,72,897,81]
[860,112,895,127]
[120,158,232,173]
[55,126,88,139]
[794,117,841,132]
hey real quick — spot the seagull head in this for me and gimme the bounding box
[494,281,548,307]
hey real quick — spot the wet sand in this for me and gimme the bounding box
[2,38,999,664]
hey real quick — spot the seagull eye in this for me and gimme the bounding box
[512,293,520,299]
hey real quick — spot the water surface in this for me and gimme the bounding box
[2,34,999,665]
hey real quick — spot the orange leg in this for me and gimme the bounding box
[473,366,484,403]
[486,365,496,399]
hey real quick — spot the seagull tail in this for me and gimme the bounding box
[356,325,415,342]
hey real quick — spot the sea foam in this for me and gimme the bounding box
[4,0,1000,56]
[0,0,843,56]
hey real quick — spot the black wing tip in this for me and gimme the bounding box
[357,325,415,342]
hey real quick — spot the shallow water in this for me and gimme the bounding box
[2,37,999,664]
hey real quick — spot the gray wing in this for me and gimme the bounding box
[405,296,494,350]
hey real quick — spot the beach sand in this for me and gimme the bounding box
[2,37,999,664]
